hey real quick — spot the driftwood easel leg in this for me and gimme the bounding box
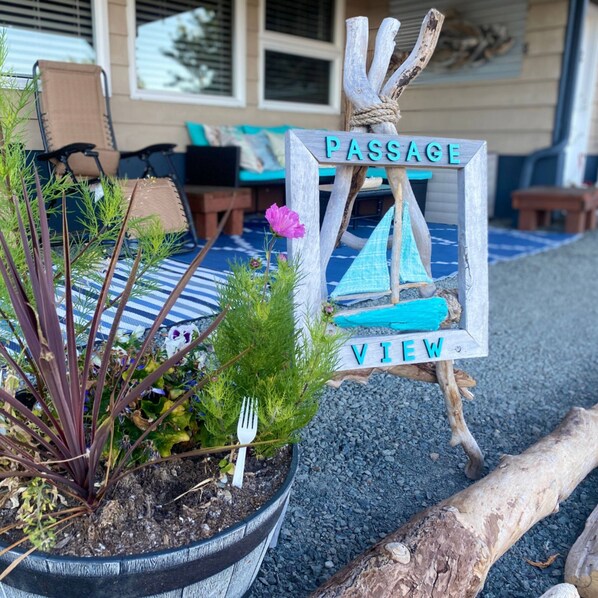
[436,360,484,479]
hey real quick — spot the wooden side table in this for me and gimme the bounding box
[185,186,252,239]
[512,187,598,234]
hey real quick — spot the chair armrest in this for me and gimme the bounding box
[37,142,97,162]
[120,143,176,160]
[185,145,241,187]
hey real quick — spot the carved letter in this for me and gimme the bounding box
[325,135,340,158]
[351,344,368,365]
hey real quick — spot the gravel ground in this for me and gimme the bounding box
[251,227,598,598]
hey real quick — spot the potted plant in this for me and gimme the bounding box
[0,169,340,597]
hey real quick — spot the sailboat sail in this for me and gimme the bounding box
[331,202,432,299]
[331,205,394,298]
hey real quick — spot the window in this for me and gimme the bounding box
[0,0,105,77]
[260,0,342,112]
[131,0,244,105]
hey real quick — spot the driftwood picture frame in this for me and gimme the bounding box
[286,130,488,371]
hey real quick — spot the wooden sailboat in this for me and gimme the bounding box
[331,192,448,332]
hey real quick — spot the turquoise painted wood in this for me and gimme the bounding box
[333,296,448,331]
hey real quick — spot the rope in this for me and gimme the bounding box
[349,96,401,128]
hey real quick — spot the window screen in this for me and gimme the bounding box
[265,50,330,105]
[135,0,234,96]
[265,0,334,43]
[0,0,95,76]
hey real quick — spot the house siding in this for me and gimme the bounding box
[24,0,381,151]
[394,0,568,155]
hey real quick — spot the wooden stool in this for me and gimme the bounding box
[512,187,598,234]
[185,186,252,239]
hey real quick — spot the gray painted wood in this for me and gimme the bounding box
[180,568,232,598]
[335,328,483,370]
[185,526,245,561]
[293,130,484,169]
[458,142,489,354]
[118,547,191,574]
[0,553,47,574]
[44,558,120,577]
[226,539,270,598]
[287,129,489,370]
[286,130,323,328]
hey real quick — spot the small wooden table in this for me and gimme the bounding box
[512,186,598,234]
[185,186,252,239]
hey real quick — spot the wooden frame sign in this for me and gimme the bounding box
[286,129,488,372]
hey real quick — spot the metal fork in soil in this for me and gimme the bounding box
[232,397,258,489]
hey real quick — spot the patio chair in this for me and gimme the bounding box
[32,60,197,246]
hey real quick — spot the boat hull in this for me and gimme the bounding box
[333,296,448,331]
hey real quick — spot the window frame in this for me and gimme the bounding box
[286,130,489,369]
[0,0,110,87]
[126,0,246,107]
[258,0,343,114]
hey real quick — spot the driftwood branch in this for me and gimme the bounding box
[565,504,598,597]
[319,11,444,299]
[312,404,598,597]
[329,362,475,391]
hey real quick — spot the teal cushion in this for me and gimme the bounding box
[246,131,281,171]
[239,167,431,183]
[240,124,293,135]
[186,122,209,146]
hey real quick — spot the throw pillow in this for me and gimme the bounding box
[219,128,264,173]
[241,124,293,135]
[185,122,210,146]
[265,131,286,168]
[246,131,281,171]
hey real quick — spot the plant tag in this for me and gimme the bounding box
[93,183,104,203]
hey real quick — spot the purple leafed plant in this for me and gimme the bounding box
[0,180,228,510]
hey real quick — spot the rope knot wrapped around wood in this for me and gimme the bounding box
[349,96,401,128]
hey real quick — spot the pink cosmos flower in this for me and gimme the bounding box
[265,204,305,239]
[277,253,287,263]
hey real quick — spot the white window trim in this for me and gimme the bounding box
[1,0,110,88]
[93,0,112,92]
[126,0,246,107]
[258,0,343,114]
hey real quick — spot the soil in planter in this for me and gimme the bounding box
[0,446,292,558]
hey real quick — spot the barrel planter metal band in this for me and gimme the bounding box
[0,445,298,598]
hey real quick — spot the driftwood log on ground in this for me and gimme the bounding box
[566,504,598,597]
[540,585,581,598]
[311,404,598,598]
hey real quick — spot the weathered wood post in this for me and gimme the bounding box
[315,12,485,480]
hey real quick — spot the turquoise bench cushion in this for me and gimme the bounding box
[239,167,432,183]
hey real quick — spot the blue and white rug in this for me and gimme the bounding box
[173,218,581,288]
[10,219,575,343]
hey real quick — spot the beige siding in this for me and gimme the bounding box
[23,0,568,157]
[396,0,567,154]
[24,0,380,151]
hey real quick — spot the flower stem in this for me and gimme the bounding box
[262,234,277,298]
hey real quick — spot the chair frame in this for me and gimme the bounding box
[32,61,198,247]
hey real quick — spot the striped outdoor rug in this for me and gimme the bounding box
[3,220,576,344]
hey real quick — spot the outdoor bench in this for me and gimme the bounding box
[184,145,431,215]
[512,186,598,233]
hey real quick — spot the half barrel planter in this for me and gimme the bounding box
[0,445,298,598]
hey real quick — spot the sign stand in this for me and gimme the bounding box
[287,12,488,479]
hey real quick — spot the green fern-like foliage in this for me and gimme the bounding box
[204,257,342,452]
